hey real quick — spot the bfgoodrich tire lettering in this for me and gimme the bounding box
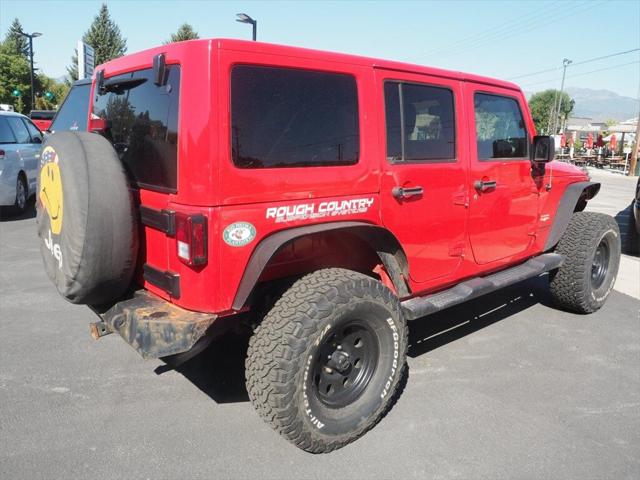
[549,211,621,313]
[245,268,408,453]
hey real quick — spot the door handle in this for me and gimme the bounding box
[392,186,424,199]
[473,179,497,192]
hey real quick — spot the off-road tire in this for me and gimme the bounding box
[245,268,407,453]
[549,211,620,313]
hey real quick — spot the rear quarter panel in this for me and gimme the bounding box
[203,46,382,313]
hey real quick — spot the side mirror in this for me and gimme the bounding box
[33,135,42,144]
[531,135,554,162]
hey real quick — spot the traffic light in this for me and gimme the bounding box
[45,91,54,100]
[11,89,22,97]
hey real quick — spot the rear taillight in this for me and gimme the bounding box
[175,213,207,266]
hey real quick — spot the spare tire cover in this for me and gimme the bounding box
[37,131,138,305]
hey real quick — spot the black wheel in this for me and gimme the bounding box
[13,175,28,214]
[550,211,621,313]
[245,268,407,453]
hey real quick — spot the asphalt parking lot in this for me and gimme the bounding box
[1,171,638,479]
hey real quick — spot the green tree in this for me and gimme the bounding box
[1,18,28,57]
[34,74,70,110]
[0,52,31,112]
[67,3,127,81]
[165,23,199,44]
[528,89,574,135]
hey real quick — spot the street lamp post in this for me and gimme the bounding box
[18,30,42,111]
[551,58,572,135]
[236,13,257,41]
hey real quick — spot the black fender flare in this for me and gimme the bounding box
[544,181,600,251]
[232,221,409,310]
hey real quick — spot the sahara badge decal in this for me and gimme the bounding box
[223,222,257,247]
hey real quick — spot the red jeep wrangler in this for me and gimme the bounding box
[37,39,620,453]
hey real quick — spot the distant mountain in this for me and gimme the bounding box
[564,87,639,122]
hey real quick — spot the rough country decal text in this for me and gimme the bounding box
[266,198,374,223]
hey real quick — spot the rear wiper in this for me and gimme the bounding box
[100,77,147,95]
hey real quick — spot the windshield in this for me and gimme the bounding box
[50,83,91,132]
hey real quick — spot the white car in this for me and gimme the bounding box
[0,111,42,214]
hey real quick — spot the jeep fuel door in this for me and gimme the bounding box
[464,85,539,265]
[376,69,468,284]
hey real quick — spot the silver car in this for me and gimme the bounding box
[0,111,42,213]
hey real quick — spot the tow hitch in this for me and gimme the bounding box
[89,321,112,339]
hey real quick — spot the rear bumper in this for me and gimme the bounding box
[91,290,217,359]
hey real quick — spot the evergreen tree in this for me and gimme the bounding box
[165,23,199,44]
[67,3,127,81]
[1,18,29,57]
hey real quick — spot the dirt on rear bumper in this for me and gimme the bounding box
[91,290,217,359]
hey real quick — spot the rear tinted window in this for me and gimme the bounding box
[93,66,180,192]
[0,117,16,143]
[231,65,359,168]
[50,83,90,132]
[384,81,455,162]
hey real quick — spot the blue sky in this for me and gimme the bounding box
[1,0,639,97]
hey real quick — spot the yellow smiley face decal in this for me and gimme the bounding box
[39,147,64,235]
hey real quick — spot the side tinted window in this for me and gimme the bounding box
[231,66,359,168]
[384,81,455,162]
[0,117,16,143]
[93,67,180,191]
[23,119,42,142]
[474,93,528,160]
[50,84,90,132]
[6,116,31,144]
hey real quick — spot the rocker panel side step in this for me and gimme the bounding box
[401,253,564,320]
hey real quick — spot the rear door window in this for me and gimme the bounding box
[50,83,90,132]
[0,117,16,143]
[231,65,359,168]
[474,93,528,160]
[6,116,31,144]
[384,81,456,162]
[93,66,180,192]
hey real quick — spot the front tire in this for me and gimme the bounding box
[549,211,620,313]
[245,268,407,453]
